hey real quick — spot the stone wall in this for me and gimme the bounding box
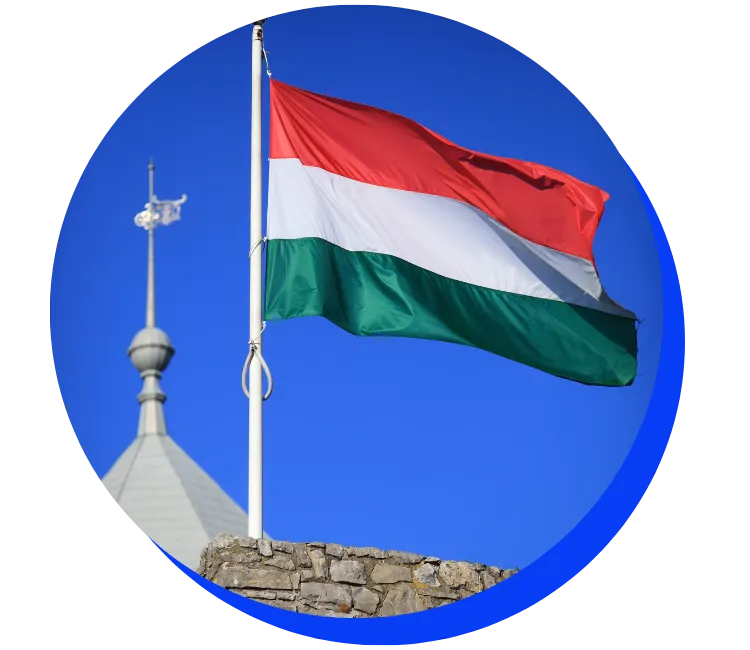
[198,534,517,617]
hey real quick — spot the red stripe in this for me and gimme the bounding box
[270,80,609,262]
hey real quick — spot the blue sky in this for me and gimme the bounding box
[51,6,662,570]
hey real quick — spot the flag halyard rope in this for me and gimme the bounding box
[242,237,273,401]
[262,45,272,77]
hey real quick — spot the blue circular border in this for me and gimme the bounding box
[160,170,684,644]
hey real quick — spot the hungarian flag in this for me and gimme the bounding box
[265,80,638,387]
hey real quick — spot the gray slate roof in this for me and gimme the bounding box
[103,433,253,570]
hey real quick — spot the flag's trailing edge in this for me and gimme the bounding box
[265,80,638,387]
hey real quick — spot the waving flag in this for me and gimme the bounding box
[264,80,637,386]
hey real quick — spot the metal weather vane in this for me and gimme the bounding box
[134,193,188,230]
[133,160,186,330]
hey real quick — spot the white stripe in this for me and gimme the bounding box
[267,158,633,317]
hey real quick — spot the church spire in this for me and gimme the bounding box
[102,162,259,568]
[128,161,187,436]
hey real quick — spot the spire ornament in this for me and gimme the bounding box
[128,161,185,436]
[134,194,188,230]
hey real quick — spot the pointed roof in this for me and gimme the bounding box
[102,163,268,570]
[103,433,249,569]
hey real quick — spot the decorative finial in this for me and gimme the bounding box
[135,157,186,230]
[134,162,186,326]
[128,161,183,436]
[135,194,187,230]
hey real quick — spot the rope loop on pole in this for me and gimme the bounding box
[242,321,273,401]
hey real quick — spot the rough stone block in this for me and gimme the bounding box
[300,583,352,610]
[257,539,273,557]
[294,543,312,568]
[371,563,412,584]
[414,563,440,587]
[271,541,294,554]
[388,550,424,564]
[326,543,344,558]
[309,549,328,579]
[353,587,380,614]
[265,555,296,571]
[330,560,367,585]
[438,561,482,592]
[346,546,388,559]
[378,585,426,616]
[214,565,293,591]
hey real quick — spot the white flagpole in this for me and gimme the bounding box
[248,19,265,539]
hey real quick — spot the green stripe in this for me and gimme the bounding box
[265,237,637,386]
